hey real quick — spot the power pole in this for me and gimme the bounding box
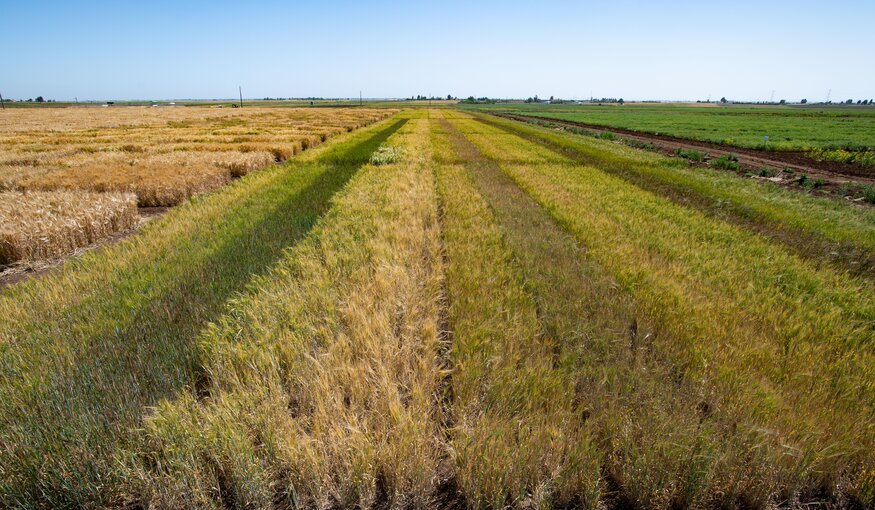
[239,86,243,108]
[0,92,4,110]
[359,90,362,106]
[826,89,832,104]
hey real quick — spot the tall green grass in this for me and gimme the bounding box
[0,115,405,507]
[462,103,875,152]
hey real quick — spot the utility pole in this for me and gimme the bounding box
[359,90,362,106]
[239,86,243,108]
[0,92,4,110]
[769,90,775,103]
[826,89,832,104]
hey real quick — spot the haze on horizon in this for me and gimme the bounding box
[3,0,873,103]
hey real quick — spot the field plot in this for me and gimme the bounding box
[1,108,874,509]
[0,107,392,266]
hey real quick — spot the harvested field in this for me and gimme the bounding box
[0,190,137,265]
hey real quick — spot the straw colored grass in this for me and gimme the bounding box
[19,161,232,206]
[0,190,137,265]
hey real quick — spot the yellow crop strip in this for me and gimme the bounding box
[138,113,448,508]
[432,113,600,509]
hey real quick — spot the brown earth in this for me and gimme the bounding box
[498,113,875,203]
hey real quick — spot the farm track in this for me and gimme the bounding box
[0,117,407,507]
[498,113,875,184]
[478,113,875,279]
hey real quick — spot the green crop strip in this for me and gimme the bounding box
[0,116,406,508]
[477,112,875,278]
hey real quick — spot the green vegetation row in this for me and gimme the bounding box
[475,112,875,277]
[0,115,406,508]
[460,102,875,154]
[449,111,875,506]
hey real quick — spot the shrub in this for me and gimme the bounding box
[797,174,823,189]
[596,132,615,141]
[369,144,403,166]
[712,154,740,170]
[675,148,706,162]
[863,185,875,204]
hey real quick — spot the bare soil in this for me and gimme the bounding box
[499,113,875,203]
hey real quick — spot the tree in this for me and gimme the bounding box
[447,94,453,100]
[800,98,808,104]
[549,95,554,101]
[846,99,853,104]
[35,96,44,103]
[720,97,728,104]
[779,99,786,105]
[618,98,624,105]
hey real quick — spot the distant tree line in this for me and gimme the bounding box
[407,95,456,101]
[699,97,873,106]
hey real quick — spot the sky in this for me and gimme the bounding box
[2,0,873,102]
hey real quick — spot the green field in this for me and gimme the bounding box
[2,108,874,508]
[462,102,875,161]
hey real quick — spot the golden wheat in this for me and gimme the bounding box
[0,107,394,206]
[0,190,138,264]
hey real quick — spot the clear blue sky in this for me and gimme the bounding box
[3,0,873,102]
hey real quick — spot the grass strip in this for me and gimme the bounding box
[432,113,600,509]
[440,113,787,508]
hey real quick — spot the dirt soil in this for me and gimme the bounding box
[0,207,170,288]
[499,113,875,202]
